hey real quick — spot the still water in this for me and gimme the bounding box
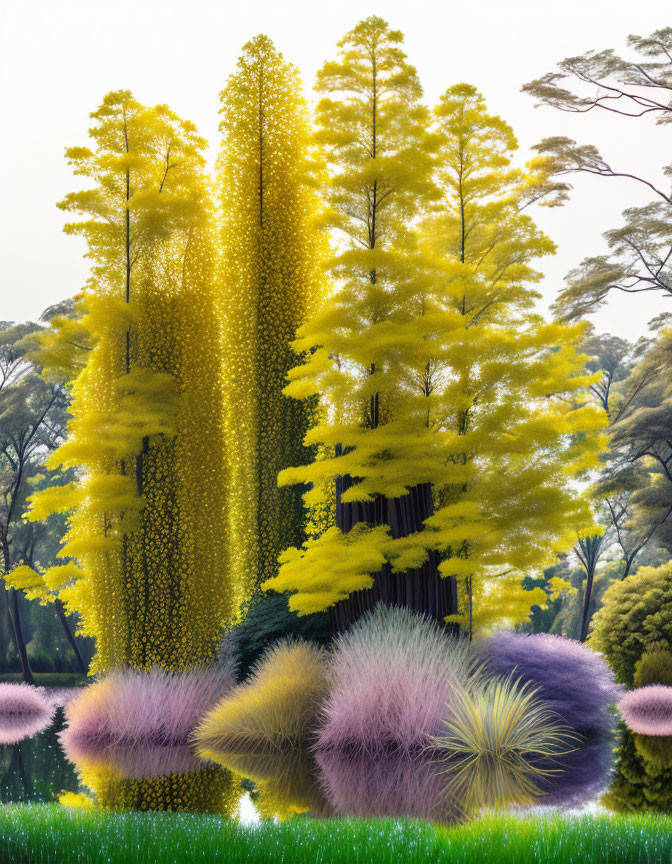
[0,695,80,804]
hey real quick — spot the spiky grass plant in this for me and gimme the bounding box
[477,631,622,805]
[317,605,471,759]
[194,639,328,762]
[61,666,235,779]
[433,676,577,812]
[0,683,54,744]
[618,685,672,736]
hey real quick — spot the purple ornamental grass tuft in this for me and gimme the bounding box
[60,664,236,779]
[0,683,54,745]
[619,685,672,736]
[316,605,470,760]
[478,631,624,806]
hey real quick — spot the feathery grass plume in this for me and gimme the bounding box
[433,675,577,812]
[61,665,235,779]
[635,650,672,688]
[316,605,471,760]
[619,686,672,736]
[477,630,622,805]
[0,684,54,744]
[195,639,328,761]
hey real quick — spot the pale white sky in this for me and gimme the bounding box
[1,0,670,339]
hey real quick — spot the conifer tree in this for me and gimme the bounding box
[27,91,232,672]
[217,36,326,602]
[263,16,451,629]
[264,76,606,636]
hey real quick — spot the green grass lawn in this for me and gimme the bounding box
[1,804,672,864]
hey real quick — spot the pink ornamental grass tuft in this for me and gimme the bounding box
[60,665,235,779]
[0,683,54,745]
[619,685,672,736]
[0,683,53,717]
[316,605,471,759]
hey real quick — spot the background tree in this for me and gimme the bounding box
[582,331,633,415]
[523,27,672,321]
[574,530,607,643]
[0,322,70,682]
[217,35,326,606]
[593,331,672,577]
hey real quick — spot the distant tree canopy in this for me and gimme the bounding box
[523,27,672,321]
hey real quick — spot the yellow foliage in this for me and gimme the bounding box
[4,566,51,605]
[263,68,605,635]
[218,35,326,603]
[58,791,94,809]
[33,90,233,672]
[195,639,328,761]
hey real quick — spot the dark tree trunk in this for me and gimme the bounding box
[9,589,35,685]
[328,457,457,634]
[1,539,34,684]
[55,599,87,676]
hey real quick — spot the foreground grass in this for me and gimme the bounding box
[2,804,672,864]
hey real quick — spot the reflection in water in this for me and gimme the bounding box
[0,712,53,746]
[4,688,672,821]
[0,706,79,804]
[316,748,460,822]
[223,748,332,818]
[0,683,55,746]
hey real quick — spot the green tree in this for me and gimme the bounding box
[595,332,672,574]
[0,322,69,682]
[589,560,672,686]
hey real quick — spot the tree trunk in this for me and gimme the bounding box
[9,589,35,684]
[1,539,34,684]
[55,598,87,676]
[579,569,595,644]
[328,460,457,633]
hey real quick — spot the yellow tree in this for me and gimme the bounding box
[217,36,326,602]
[27,91,233,672]
[263,16,451,630]
[264,79,607,637]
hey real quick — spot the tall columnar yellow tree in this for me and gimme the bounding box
[218,36,326,601]
[27,91,233,672]
[264,76,607,637]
